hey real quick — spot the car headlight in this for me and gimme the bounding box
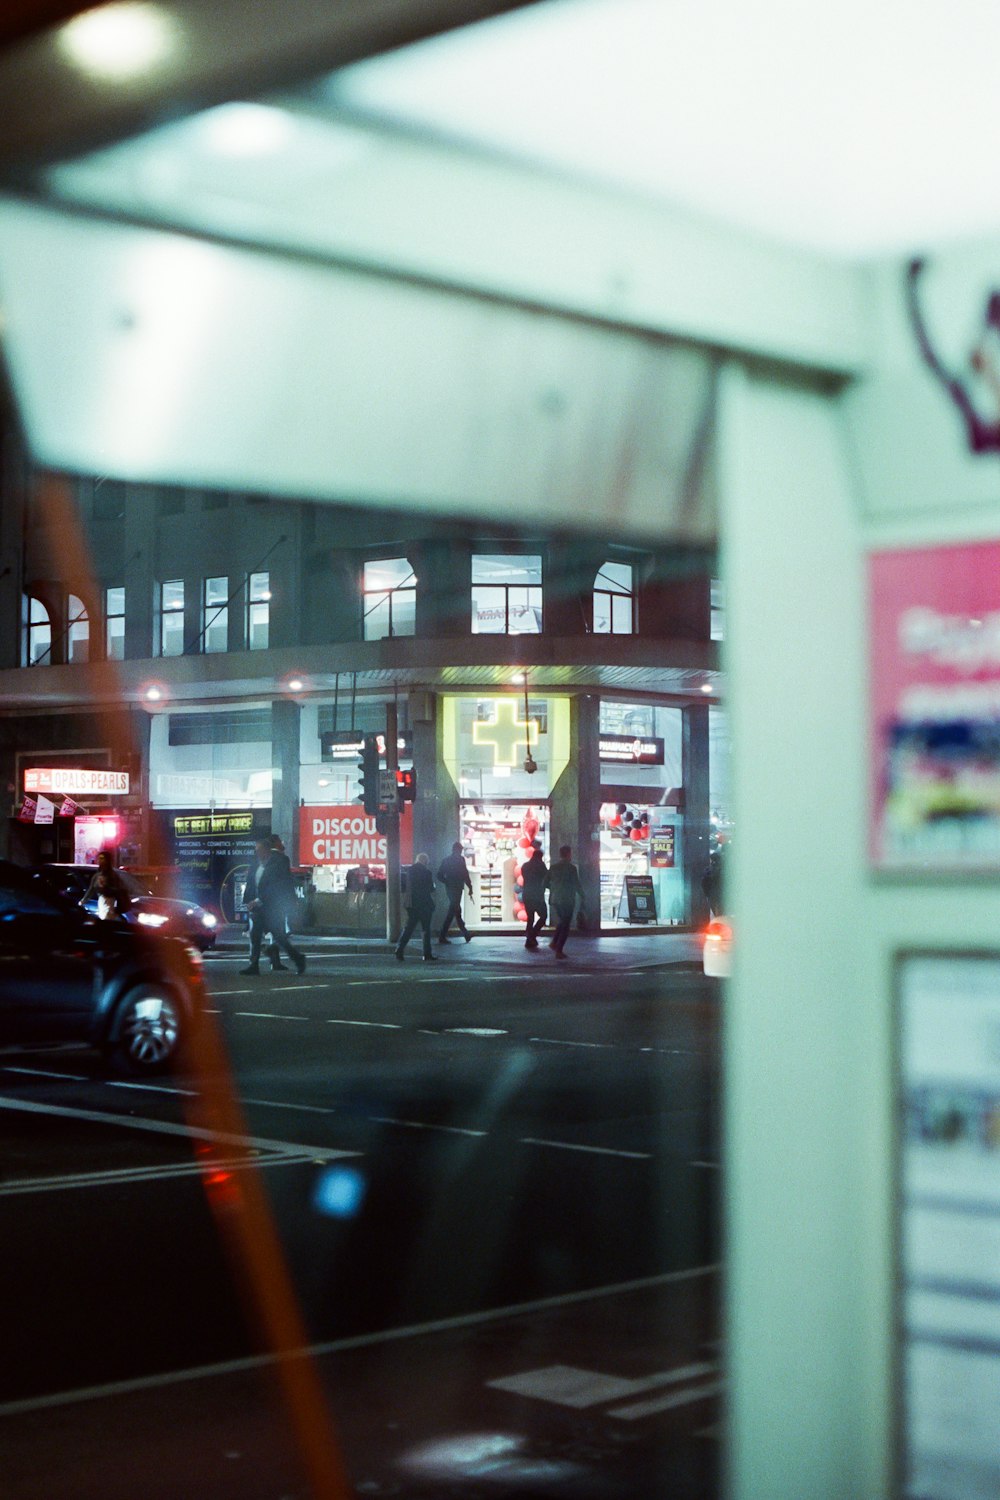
[200,912,217,928]
[137,911,169,928]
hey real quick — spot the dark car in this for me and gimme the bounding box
[42,864,219,950]
[0,861,204,1073]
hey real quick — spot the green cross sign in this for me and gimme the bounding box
[472,699,540,767]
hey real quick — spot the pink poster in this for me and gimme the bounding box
[869,541,1000,869]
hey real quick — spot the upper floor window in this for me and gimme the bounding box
[593,562,635,635]
[472,554,542,635]
[247,572,270,651]
[105,586,125,660]
[711,577,725,641]
[157,580,185,657]
[363,558,415,640]
[67,594,90,664]
[203,576,229,654]
[22,595,51,666]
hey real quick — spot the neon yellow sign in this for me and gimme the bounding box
[472,699,540,767]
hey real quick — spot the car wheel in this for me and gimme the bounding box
[115,985,183,1073]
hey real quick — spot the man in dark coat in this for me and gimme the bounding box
[548,844,584,958]
[520,842,549,950]
[241,837,306,975]
[395,852,437,962]
[437,841,474,943]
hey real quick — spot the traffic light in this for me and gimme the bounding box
[358,734,379,815]
[396,768,416,803]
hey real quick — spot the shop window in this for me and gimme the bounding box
[593,562,635,634]
[247,571,270,650]
[363,558,415,640]
[156,580,185,657]
[67,594,90,664]
[105,586,125,660]
[711,577,725,641]
[202,576,229,654]
[471,555,542,635]
[22,594,51,666]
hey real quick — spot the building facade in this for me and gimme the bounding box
[0,445,725,931]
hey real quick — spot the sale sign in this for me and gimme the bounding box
[869,541,1000,869]
[299,805,413,868]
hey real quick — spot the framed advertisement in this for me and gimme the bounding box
[895,951,1000,1499]
[870,541,1000,872]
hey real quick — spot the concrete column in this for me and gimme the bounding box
[682,700,711,926]
[271,698,301,860]
[550,693,601,930]
[414,540,470,638]
[544,541,606,636]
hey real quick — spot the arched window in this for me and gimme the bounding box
[67,594,90,664]
[22,595,51,666]
[594,562,635,634]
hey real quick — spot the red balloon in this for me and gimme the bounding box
[518,836,532,848]
[610,815,622,828]
[515,908,527,922]
[630,827,644,842]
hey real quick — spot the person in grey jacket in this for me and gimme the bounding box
[437,841,473,943]
[395,853,438,962]
[520,842,549,950]
[548,845,584,958]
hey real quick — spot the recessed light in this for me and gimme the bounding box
[287,677,304,693]
[144,685,162,702]
[700,682,713,694]
[58,3,180,82]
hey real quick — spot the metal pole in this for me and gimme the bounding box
[385,700,402,945]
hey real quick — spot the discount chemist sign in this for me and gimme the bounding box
[299,805,412,866]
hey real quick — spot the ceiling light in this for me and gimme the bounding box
[144,685,162,701]
[199,103,295,158]
[287,677,304,693]
[701,682,713,693]
[58,3,180,82]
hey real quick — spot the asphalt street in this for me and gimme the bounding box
[0,936,722,1499]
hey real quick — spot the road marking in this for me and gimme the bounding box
[445,1027,508,1037]
[3,1065,91,1082]
[108,1081,198,1096]
[0,1094,359,1164]
[0,1153,316,1198]
[209,989,255,997]
[326,1018,402,1029]
[370,1115,488,1139]
[519,1137,651,1161]
[234,1012,311,1022]
[270,984,328,992]
[241,1097,339,1116]
[487,1360,717,1409]
[692,1160,722,1170]
[608,1378,724,1420]
[529,1037,616,1050]
[345,979,406,987]
[0,1264,718,1418]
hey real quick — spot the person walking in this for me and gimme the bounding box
[395,852,438,962]
[82,849,129,921]
[437,841,473,943]
[520,841,549,950]
[548,844,584,958]
[241,837,306,975]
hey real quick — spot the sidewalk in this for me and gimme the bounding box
[213,927,702,969]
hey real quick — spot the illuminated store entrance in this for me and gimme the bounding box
[443,692,568,930]
[459,801,550,927]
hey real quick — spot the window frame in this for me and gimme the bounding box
[157,579,185,658]
[593,562,636,636]
[362,557,416,641]
[246,571,270,651]
[202,575,229,655]
[105,585,125,661]
[22,593,52,667]
[471,554,543,636]
[66,592,91,664]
